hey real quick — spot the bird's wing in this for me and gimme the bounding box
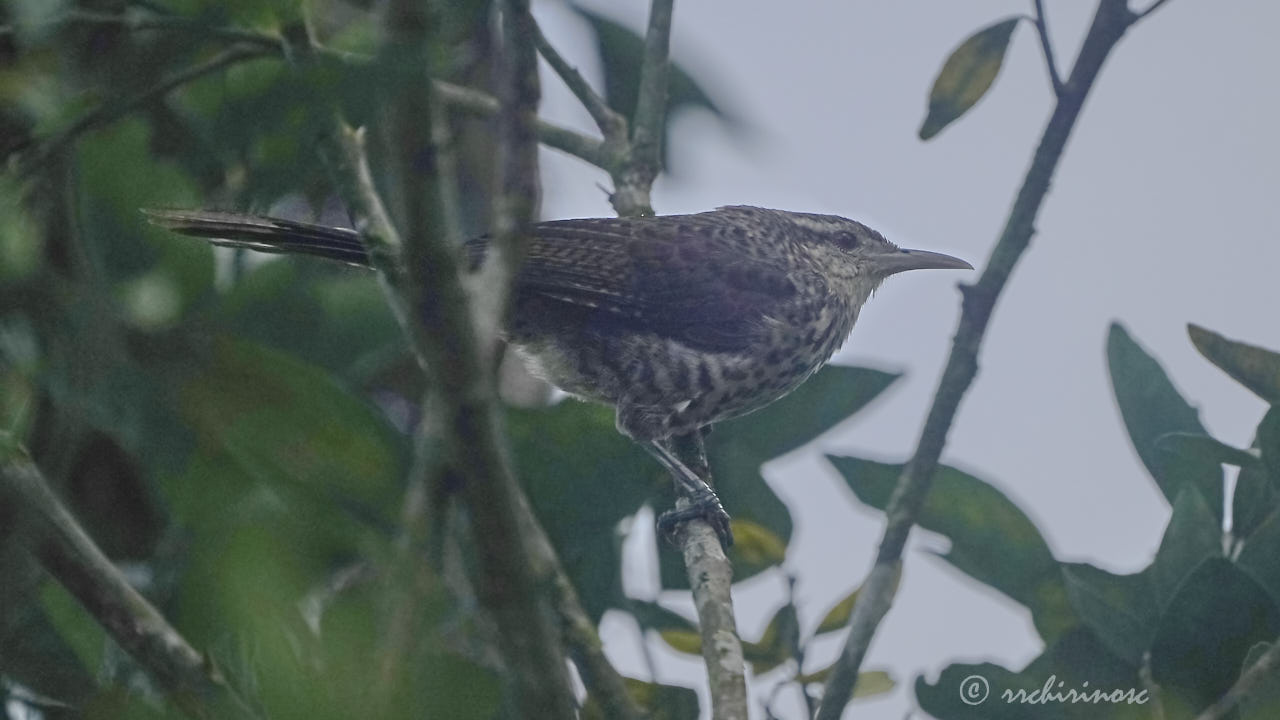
[472,215,802,353]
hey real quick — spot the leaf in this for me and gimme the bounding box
[1149,558,1280,714]
[814,569,903,636]
[583,678,699,720]
[743,602,799,676]
[728,518,787,567]
[1156,432,1261,470]
[1061,564,1154,667]
[1233,407,1280,539]
[659,366,899,590]
[919,17,1020,140]
[797,667,893,700]
[1238,506,1280,608]
[830,457,1069,642]
[1107,323,1223,520]
[657,629,703,656]
[1189,324,1280,404]
[626,599,698,634]
[573,4,735,164]
[508,401,654,620]
[916,627,1148,720]
[177,336,406,521]
[1150,487,1221,609]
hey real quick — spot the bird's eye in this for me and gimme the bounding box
[833,231,861,251]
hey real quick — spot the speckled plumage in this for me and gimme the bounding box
[148,205,970,444]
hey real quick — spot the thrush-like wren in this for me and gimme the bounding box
[148,205,972,547]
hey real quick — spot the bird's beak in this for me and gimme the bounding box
[874,247,974,275]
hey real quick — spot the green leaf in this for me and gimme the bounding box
[1189,324,1280,404]
[574,5,734,159]
[1150,487,1221,609]
[1238,506,1280,608]
[1234,407,1280,539]
[1156,432,1261,470]
[583,678,699,720]
[743,601,799,676]
[916,627,1148,720]
[814,569,903,636]
[1061,564,1154,667]
[626,600,697,634]
[919,17,1020,140]
[830,456,1069,642]
[508,401,653,621]
[1149,558,1280,714]
[1107,323,1223,520]
[797,667,893,700]
[659,366,899,590]
[177,336,406,521]
[728,518,787,568]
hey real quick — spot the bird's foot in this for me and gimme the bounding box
[657,488,734,549]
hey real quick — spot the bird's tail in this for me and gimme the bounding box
[143,209,371,267]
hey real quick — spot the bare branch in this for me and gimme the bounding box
[532,20,628,143]
[669,433,748,720]
[1135,0,1174,20]
[431,79,610,169]
[10,44,269,177]
[1032,0,1065,96]
[0,435,257,720]
[611,0,675,217]
[815,0,1153,716]
[1194,637,1280,720]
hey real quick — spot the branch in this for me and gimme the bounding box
[1195,637,1280,720]
[532,20,627,144]
[611,0,674,217]
[431,79,611,171]
[815,1,1151,716]
[0,435,257,720]
[10,44,269,177]
[337,0,579,715]
[1135,0,1174,20]
[670,433,748,720]
[1032,0,1065,96]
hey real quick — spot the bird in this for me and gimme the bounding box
[146,205,972,547]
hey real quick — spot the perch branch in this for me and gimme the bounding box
[0,436,257,720]
[815,1,1157,716]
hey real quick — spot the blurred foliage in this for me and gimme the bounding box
[0,0,879,717]
[835,322,1280,719]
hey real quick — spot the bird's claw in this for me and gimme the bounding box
[657,489,734,549]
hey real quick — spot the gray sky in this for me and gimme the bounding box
[534,1,1280,716]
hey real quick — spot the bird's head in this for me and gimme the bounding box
[784,211,973,284]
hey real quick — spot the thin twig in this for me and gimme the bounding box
[431,79,610,169]
[815,0,1153,716]
[0,436,258,720]
[1032,0,1065,96]
[10,44,269,176]
[1194,637,1280,720]
[611,0,675,217]
[532,20,627,142]
[1135,0,1174,20]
